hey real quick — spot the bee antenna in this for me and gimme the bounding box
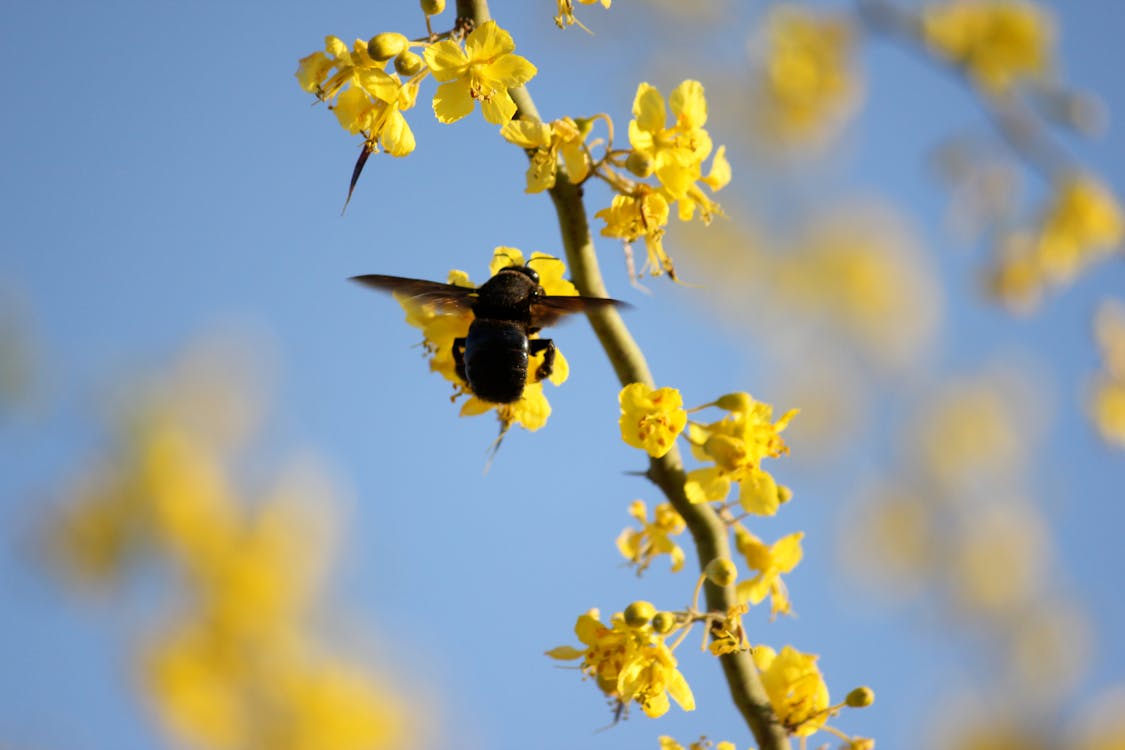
[526,254,560,267]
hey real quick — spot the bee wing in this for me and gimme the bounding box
[530,295,630,328]
[351,274,477,314]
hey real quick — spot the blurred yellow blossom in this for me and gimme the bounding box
[922,0,1053,93]
[48,341,413,750]
[616,499,686,573]
[548,609,694,718]
[1037,174,1124,283]
[749,5,860,146]
[951,500,1050,617]
[753,644,830,736]
[734,528,803,618]
[424,20,536,124]
[619,383,688,458]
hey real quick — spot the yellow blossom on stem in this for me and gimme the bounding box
[547,609,694,718]
[753,644,831,737]
[500,117,590,193]
[596,188,674,277]
[423,20,536,124]
[921,0,1053,93]
[628,81,730,222]
[684,394,797,511]
[734,528,803,618]
[619,383,688,458]
[616,499,686,573]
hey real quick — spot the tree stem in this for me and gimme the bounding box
[457,2,790,747]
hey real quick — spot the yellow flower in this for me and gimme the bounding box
[555,0,611,31]
[753,644,830,736]
[1036,174,1124,284]
[922,0,1053,92]
[627,80,729,221]
[596,188,674,277]
[752,6,859,145]
[296,37,419,155]
[548,609,694,718]
[423,20,537,124]
[616,499,686,573]
[734,528,803,618]
[619,383,688,458]
[500,117,590,192]
[684,395,797,511]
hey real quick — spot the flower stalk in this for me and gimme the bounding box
[455,1,790,747]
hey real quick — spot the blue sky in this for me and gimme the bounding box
[2,1,1123,748]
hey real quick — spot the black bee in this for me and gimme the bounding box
[352,264,627,404]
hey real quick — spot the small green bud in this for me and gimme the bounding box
[705,557,738,587]
[715,392,753,412]
[845,686,875,708]
[368,32,408,62]
[651,611,677,634]
[420,0,446,15]
[394,50,424,76]
[623,600,657,627]
[625,150,654,178]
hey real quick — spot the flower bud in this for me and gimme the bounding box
[715,392,753,413]
[394,50,424,76]
[368,32,408,62]
[849,739,875,750]
[778,485,793,504]
[705,557,738,587]
[651,611,677,634]
[420,0,445,15]
[625,150,654,178]
[623,600,656,627]
[846,686,875,708]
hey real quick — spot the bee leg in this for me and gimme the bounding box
[529,338,556,382]
[453,337,468,385]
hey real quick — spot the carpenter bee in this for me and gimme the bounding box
[352,263,627,404]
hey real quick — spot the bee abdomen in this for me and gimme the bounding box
[463,320,529,404]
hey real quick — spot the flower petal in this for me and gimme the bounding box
[632,82,666,134]
[484,54,538,88]
[466,20,516,60]
[423,40,468,82]
[432,79,475,123]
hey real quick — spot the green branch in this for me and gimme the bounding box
[456,1,791,747]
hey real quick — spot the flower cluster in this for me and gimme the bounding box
[390,246,574,433]
[596,81,731,279]
[921,0,1053,93]
[548,608,695,718]
[989,174,1124,312]
[296,15,537,200]
[748,4,861,147]
[684,392,798,514]
[47,345,409,750]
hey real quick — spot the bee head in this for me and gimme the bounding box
[509,265,540,284]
